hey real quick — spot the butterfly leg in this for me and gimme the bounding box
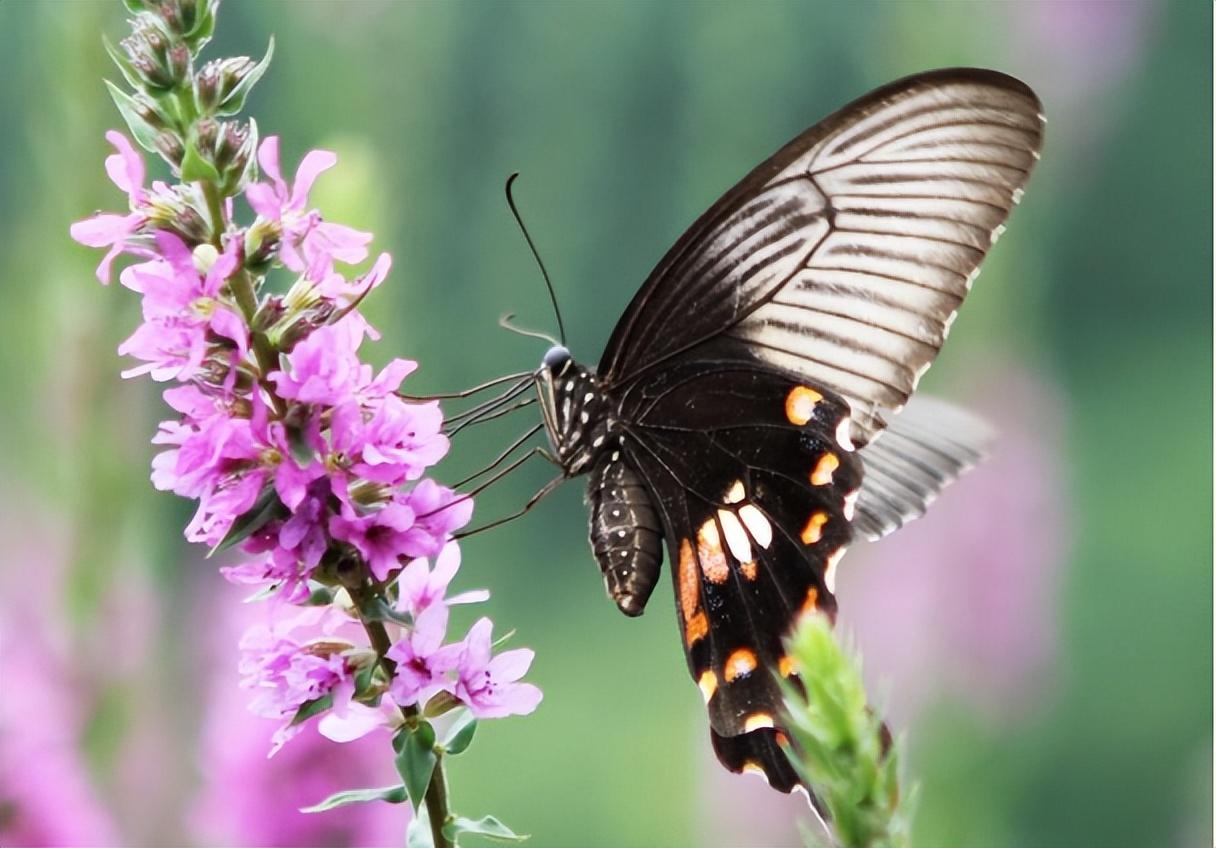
[453,474,565,540]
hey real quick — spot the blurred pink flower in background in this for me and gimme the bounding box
[190,584,402,848]
[840,365,1069,725]
[0,503,123,847]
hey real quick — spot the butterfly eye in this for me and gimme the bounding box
[542,345,572,373]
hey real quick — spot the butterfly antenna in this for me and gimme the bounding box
[505,172,566,345]
[499,313,559,346]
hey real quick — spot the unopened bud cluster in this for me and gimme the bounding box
[108,0,268,213]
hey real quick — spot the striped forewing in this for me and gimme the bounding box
[600,68,1043,447]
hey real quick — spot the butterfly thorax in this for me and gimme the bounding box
[536,346,620,477]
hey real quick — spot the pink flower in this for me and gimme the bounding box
[69,131,153,283]
[328,494,427,582]
[406,479,474,549]
[453,618,542,719]
[397,544,488,616]
[245,136,371,275]
[116,232,246,381]
[385,603,463,707]
[269,314,372,406]
[239,611,360,754]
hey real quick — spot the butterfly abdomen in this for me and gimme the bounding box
[586,455,663,617]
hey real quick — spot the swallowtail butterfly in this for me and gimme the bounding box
[521,68,1043,796]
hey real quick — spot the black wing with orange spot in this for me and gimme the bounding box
[614,353,861,792]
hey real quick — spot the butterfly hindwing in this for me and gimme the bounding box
[616,357,861,790]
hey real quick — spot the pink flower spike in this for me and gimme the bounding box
[454,618,542,720]
[103,130,147,205]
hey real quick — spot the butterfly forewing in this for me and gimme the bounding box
[599,68,1044,446]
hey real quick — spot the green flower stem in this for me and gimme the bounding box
[359,611,454,848]
[200,178,287,419]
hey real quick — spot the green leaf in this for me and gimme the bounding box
[184,0,220,48]
[305,585,337,606]
[104,81,164,153]
[358,595,412,626]
[442,710,477,756]
[216,37,275,117]
[102,36,144,91]
[121,0,147,13]
[290,693,333,726]
[394,721,438,813]
[442,815,529,843]
[300,784,406,813]
[208,485,284,556]
[180,137,221,183]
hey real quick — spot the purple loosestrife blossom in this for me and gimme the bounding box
[74,5,540,838]
[454,618,543,720]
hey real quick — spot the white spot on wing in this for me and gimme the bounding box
[738,505,773,548]
[824,547,846,593]
[724,480,746,504]
[835,418,856,452]
[843,489,860,521]
[716,510,753,563]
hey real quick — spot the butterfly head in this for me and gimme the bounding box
[535,348,616,477]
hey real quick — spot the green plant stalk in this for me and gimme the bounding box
[359,612,454,848]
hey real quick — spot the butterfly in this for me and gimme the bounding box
[489,67,1043,796]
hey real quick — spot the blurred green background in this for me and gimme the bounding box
[0,2,1210,847]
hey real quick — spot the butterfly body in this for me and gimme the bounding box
[525,68,1044,796]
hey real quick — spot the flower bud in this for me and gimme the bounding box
[251,295,286,335]
[214,121,250,174]
[194,116,219,152]
[154,131,185,169]
[191,242,220,275]
[121,16,181,91]
[244,218,282,270]
[196,56,257,113]
[167,42,192,86]
[145,186,211,245]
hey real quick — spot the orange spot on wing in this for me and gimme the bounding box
[697,670,718,702]
[800,586,820,616]
[785,386,823,426]
[744,712,775,732]
[740,560,758,581]
[724,647,758,682]
[800,511,829,545]
[685,611,709,646]
[778,655,796,677]
[810,452,839,486]
[678,539,699,622]
[697,519,729,584]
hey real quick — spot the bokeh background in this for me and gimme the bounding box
[0,2,1210,846]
